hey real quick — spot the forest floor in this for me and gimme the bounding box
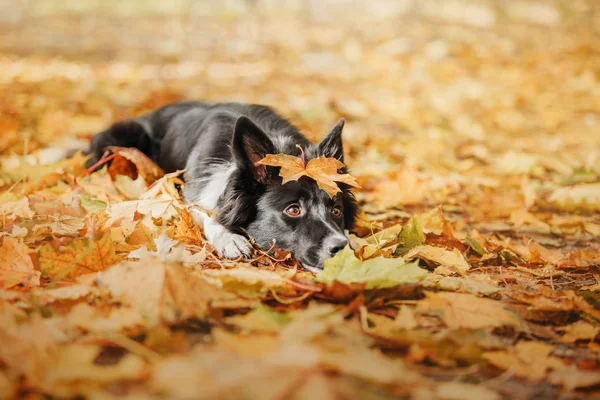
[1,1,600,399]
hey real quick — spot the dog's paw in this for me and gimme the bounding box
[192,211,252,259]
[211,230,252,259]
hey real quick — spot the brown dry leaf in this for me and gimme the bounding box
[67,303,144,333]
[77,168,122,203]
[417,292,522,330]
[32,215,86,237]
[203,266,294,298]
[160,264,225,323]
[99,256,231,325]
[259,153,360,197]
[483,341,566,381]
[433,381,501,400]
[404,245,471,275]
[560,247,600,269]
[97,258,166,326]
[42,344,147,392]
[167,206,203,245]
[549,366,600,391]
[126,220,157,251]
[0,237,40,289]
[0,196,35,221]
[558,320,599,343]
[35,284,93,305]
[38,232,123,280]
[107,146,164,184]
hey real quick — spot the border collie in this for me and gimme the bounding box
[87,101,358,272]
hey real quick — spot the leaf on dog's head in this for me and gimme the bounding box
[259,151,360,197]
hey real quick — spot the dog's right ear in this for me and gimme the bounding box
[232,116,275,183]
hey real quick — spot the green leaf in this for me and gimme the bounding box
[396,217,426,253]
[227,304,291,333]
[79,194,107,213]
[316,247,428,289]
[465,233,488,256]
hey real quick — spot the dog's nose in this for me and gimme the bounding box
[327,237,348,256]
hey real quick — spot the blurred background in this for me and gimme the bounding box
[0,0,599,214]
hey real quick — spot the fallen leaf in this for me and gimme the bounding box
[67,303,144,333]
[417,292,522,329]
[227,304,291,333]
[35,284,92,305]
[549,366,600,391]
[396,217,426,251]
[0,196,35,221]
[434,381,500,400]
[38,233,123,280]
[203,266,293,298]
[0,237,40,289]
[43,344,147,387]
[558,320,599,343]
[316,247,428,289]
[107,146,164,184]
[548,183,600,211]
[483,341,566,381]
[404,245,470,275]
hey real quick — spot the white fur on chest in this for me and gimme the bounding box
[196,163,236,209]
[188,162,250,259]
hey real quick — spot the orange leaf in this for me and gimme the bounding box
[38,233,123,280]
[0,237,40,289]
[259,153,360,197]
[107,146,164,184]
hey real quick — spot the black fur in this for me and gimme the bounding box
[87,101,358,270]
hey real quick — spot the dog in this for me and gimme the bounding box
[87,101,358,272]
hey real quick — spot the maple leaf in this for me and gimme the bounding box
[167,206,203,245]
[0,237,40,289]
[259,151,360,198]
[38,233,123,280]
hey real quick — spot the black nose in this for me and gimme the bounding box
[327,237,348,256]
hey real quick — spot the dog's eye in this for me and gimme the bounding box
[332,206,342,218]
[284,204,302,217]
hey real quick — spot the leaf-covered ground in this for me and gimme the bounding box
[1,1,600,399]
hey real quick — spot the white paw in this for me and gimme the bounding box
[211,230,252,259]
[200,216,251,259]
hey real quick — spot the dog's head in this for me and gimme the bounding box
[220,116,358,273]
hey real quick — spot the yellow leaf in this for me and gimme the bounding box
[0,237,40,289]
[417,292,522,330]
[38,233,123,280]
[67,303,144,333]
[259,153,360,198]
[483,341,566,381]
[126,220,157,252]
[404,245,471,275]
[0,196,34,221]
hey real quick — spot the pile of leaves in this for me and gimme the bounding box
[1,1,600,398]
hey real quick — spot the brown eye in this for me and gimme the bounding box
[285,204,302,217]
[332,206,342,218]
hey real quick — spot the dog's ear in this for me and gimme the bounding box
[318,118,345,161]
[232,116,275,183]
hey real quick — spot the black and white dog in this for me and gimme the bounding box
[87,101,358,272]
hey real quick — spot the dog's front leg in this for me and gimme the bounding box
[191,210,251,259]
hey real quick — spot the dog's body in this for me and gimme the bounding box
[87,101,357,272]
